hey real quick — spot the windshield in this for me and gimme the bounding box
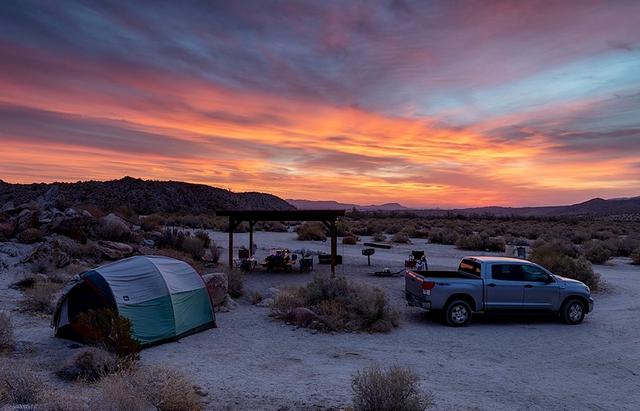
[458,259,481,277]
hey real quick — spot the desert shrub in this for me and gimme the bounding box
[74,308,141,359]
[0,365,43,405]
[531,242,601,290]
[40,391,87,411]
[182,236,205,259]
[250,291,264,305]
[272,275,399,332]
[392,232,412,244]
[205,242,220,265]
[194,230,211,248]
[372,233,387,242]
[270,288,305,318]
[56,347,119,382]
[141,214,166,231]
[631,248,640,265]
[456,234,505,252]
[296,222,327,241]
[582,240,612,264]
[158,227,186,249]
[93,365,203,411]
[17,227,44,244]
[12,272,38,289]
[343,235,358,245]
[19,282,60,314]
[227,269,245,298]
[352,365,433,411]
[0,312,14,352]
[428,229,458,245]
[137,365,203,411]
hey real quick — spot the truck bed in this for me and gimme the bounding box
[410,270,481,280]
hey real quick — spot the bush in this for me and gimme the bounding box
[531,241,601,290]
[583,240,612,264]
[392,232,412,244]
[93,366,203,411]
[352,365,433,411]
[271,275,399,332]
[194,230,211,248]
[19,282,60,314]
[456,234,505,252]
[74,308,141,359]
[56,347,119,382]
[0,312,14,352]
[296,222,327,241]
[343,235,358,245]
[141,214,166,231]
[250,291,263,305]
[0,365,43,405]
[17,227,44,244]
[372,233,387,242]
[631,248,640,265]
[182,236,205,259]
[428,229,458,245]
[227,269,245,298]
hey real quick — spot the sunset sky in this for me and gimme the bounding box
[1,1,639,208]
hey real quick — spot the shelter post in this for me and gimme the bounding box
[249,220,255,257]
[330,218,337,277]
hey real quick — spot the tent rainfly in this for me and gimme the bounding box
[53,256,215,346]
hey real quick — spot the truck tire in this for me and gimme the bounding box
[560,299,586,325]
[445,300,472,327]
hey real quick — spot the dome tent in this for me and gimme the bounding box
[53,256,215,346]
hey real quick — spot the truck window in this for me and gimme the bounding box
[459,259,481,277]
[522,265,549,282]
[491,264,525,281]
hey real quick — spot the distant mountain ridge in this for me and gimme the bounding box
[0,177,294,215]
[287,199,408,211]
[289,196,640,218]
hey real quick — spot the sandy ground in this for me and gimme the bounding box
[2,232,640,410]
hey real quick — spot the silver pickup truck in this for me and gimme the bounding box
[406,256,594,327]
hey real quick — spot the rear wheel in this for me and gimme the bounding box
[560,299,586,325]
[445,300,472,327]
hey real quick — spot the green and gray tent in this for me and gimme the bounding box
[53,255,215,346]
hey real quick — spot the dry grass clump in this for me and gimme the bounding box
[271,275,399,332]
[56,347,119,382]
[0,312,14,352]
[428,229,458,245]
[19,281,61,314]
[531,240,601,290]
[74,308,141,359]
[250,291,264,305]
[296,222,327,241]
[372,233,387,242]
[352,365,434,411]
[227,268,245,298]
[92,365,203,411]
[0,364,43,406]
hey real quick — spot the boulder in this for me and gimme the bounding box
[24,241,71,269]
[292,307,320,327]
[202,272,228,306]
[48,211,95,243]
[96,241,134,260]
[98,213,131,238]
[0,220,16,239]
[0,201,15,213]
[17,209,38,232]
[17,228,44,244]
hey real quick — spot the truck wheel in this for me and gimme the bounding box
[560,299,586,325]
[445,300,472,327]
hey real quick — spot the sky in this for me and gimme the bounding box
[1,0,639,208]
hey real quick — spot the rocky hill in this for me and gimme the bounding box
[287,199,408,211]
[0,177,294,215]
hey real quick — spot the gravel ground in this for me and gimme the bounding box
[2,232,640,410]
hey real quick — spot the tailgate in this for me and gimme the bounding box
[405,270,427,297]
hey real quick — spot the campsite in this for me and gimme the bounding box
[2,225,640,410]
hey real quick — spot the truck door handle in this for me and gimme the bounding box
[487,283,496,287]
[524,284,533,288]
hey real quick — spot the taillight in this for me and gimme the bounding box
[421,281,435,290]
